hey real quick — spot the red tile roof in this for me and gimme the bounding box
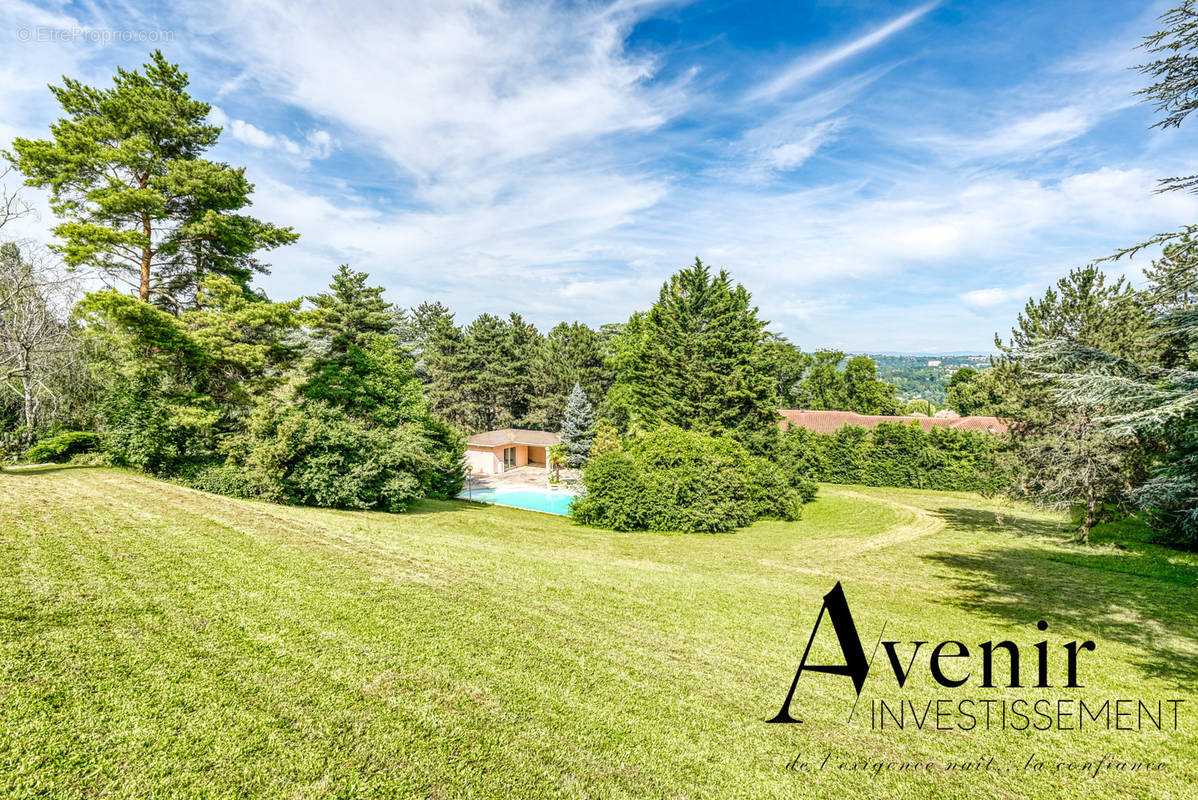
[777,409,1009,435]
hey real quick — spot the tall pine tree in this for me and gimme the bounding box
[6,51,297,307]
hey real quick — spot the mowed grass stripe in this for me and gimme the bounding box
[1,467,1195,799]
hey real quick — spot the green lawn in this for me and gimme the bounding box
[1,467,1194,799]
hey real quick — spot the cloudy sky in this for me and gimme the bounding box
[2,0,1194,353]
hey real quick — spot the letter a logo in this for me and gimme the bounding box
[768,581,870,723]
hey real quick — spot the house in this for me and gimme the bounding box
[777,409,1009,435]
[466,428,561,474]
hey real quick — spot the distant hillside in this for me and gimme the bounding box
[860,353,991,403]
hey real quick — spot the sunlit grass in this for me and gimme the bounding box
[1,467,1194,799]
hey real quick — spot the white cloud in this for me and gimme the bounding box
[2,0,1193,354]
[747,2,938,101]
[207,106,334,161]
[959,285,1033,309]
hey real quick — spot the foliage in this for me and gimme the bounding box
[1010,416,1139,542]
[547,443,566,481]
[234,399,463,512]
[944,367,1006,416]
[604,259,780,451]
[777,422,1010,494]
[223,267,466,510]
[570,426,811,532]
[760,334,812,407]
[419,309,543,431]
[993,265,1152,541]
[1029,244,1198,547]
[560,382,594,469]
[529,321,612,427]
[77,276,308,473]
[302,265,425,426]
[902,398,936,416]
[5,51,296,306]
[791,350,901,415]
[868,354,989,403]
[588,419,621,459]
[24,430,100,463]
[1138,1,1198,190]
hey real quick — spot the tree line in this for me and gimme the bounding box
[3,3,1196,547]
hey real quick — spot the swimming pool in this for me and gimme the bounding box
[459,487,576,515]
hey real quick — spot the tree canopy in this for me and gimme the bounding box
[6,51,297,307]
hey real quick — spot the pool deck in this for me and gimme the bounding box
[464,466,581,492]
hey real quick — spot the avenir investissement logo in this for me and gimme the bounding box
[767,582,1185,733]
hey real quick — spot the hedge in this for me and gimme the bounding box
[777,421,1009,494]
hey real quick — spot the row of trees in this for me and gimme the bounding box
[413,305,614,432]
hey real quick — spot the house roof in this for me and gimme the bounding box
[777,409,1009,435]
[467,428,562,447]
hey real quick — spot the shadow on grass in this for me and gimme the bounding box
[1,463,93,476]
[923,517,1198,690]
[932,506,1069,539]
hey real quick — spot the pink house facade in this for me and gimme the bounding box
[465,428,561,474]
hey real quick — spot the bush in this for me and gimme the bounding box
[777,421,1010,494]
[180,463,256,498]
[571,426,811,533]
[235,400,465,513]
[99,383,217,475]
[25,431,102,463]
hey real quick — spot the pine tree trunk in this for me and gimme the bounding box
[139,214,152,301]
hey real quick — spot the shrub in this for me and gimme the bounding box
[99,383,217,475]
[777,421,1010,494]
[180,463,256,498]
[571,426,811,533]
[236,400,465,513]
[25,431,102,463]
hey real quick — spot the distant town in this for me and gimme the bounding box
[860,354,991,403]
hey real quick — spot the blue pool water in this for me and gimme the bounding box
[459,487,576,515]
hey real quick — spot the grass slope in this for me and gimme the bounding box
[1,467,1194,799]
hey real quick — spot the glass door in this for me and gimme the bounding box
[503,446,516,470]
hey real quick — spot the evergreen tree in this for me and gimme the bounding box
[497,313,541,428]
[529,321,611,428]
[301,266,424,427]
[419,306,474,428]
[1143,236,1198,367]
[1034,253,1198,547]
[998,266,1152,541]
[6,52,297,307]
[461,314,511,431]
[604,259,779,450]
[760,334,812,408]
[560,382,595,469]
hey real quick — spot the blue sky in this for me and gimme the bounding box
[2,1,1194,353]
